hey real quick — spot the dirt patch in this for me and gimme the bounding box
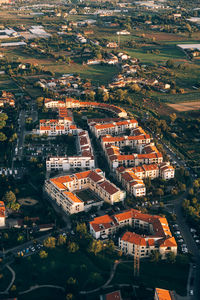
[145,32,185,41]
[167,101,200,112]
[18,198,38,206]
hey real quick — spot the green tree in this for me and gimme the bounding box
[3,191,16,204]
[169,113,177,123]
[88,240,103,256]
[0,132,7,142]
[155,188,164,197]
[166,59,175,68]
[67,277,76,285]
[57,234,67,246]
[36,97,44,108]
[68,242,79,253]
[44,237,56,249]
[166,252,176,264]
[66,293,73,300]
[150,250,161,263]
[76,223,87,235]
[39,250,48,258]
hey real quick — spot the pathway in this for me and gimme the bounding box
[80,260,133,295]
[19,284,65,295]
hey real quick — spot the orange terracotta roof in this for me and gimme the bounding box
[155,288,173,300]
[106,291,122,300]
[40,126,51,131]
[159,237,177,248]
[98,180,119,195]
[75,170,91,180]
[95,123,115,130]
[63,191,82,203]
[121,231,146,246]
[88,171,103,182]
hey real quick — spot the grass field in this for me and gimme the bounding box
[10,247,189,298]
[167,101,200,111]
[155,92,200,104]
[111,260,189,296]
[12,248,110,293]
[19,288,65,300]
[126,44,185,64]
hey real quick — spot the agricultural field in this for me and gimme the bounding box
[167,101,200,111]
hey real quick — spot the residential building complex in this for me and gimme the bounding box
[89,119,138,138]
[89,208,177,259]
[45,169,126,214]
[46,130,95,171]
[116,162,174,197]
[44,98,127,118]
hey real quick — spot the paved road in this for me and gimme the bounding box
[164,181,199,300]
[174,196,200,300]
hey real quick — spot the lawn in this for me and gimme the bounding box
[19,288,65,300]
[45,63,118,85]
[11,248,110,293]
[155,91,200,104]
[126,44,185,64]
[0,265,12,292]
[111,260,189,296]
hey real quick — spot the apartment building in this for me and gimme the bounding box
[39,108,74,136]
[44,98,127,118]
[44,98,66,108]
[46,130,95,171]
[104,144,163,170]
[45,169,126,214]
[0,201,6,227]
[101,133,151,152]
[160,163,175,180]
[89,208,177,259]
[117,168,146,197]
[90,119,138,138]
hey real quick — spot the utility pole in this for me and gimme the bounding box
[134,244,140,277]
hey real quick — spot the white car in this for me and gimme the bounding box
[189,289,194,296]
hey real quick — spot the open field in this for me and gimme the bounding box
[167,101,200,111]
[155,91,200,104]
[126,44,186,64]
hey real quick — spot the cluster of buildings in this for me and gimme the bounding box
[90,208,177,259]
[44,97,127,118]
[109,73,170,91]
[46,129,95,171]
[37,74,95,96]
[0,91,15,107]
[45,169,126,214]
[116,162,174,197]
[87,52,130,66]
[88,118,174,197]
[39,107,75,136]
[41,97,174,198]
